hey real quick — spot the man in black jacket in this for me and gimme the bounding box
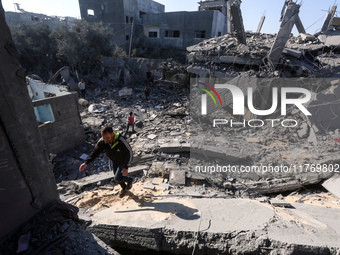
[79,125,133,197]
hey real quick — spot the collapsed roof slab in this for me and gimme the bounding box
[88,197,340,253]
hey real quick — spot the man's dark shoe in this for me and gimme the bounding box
[118,188,126,198]
[126,179,133,190]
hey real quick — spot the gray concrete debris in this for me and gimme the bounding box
[169,170,186,186]
[143,183,155,190]
[159,141,190,153]
[82,117,105,127]
[297,122,309,139]
[270,199,291,207]
[88,104,108,113]
[89,198,340,254]
[322,176,340,200]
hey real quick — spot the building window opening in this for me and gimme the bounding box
[194,30,206,38]
[87,9,94,16]
[140,11,146,18]
[148,31,158,38]
[34,104,55,125]
[126,16,129,23]
[218,32,222,36]
[165,30,180,38]
[126,35,130,40]
[130,17,133,23]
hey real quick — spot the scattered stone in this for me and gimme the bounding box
[88,104,108,113]
[169,170,186,186]
[143,183,155,190]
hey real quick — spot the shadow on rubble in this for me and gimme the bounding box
[117,191,200,220]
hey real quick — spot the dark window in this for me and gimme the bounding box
[126,16,129,23]
[130,17,133,23]
[140,11,146,18]
[126,35,130,40]
[149,31,158,38]
[165,30,180,38]
[218,32,222,36]
[194,30,206,38]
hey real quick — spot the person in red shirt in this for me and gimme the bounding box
[124,112,135,137]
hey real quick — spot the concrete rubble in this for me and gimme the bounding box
[48,18,340,251]
[52,68,340,253]
[4,2,340,254]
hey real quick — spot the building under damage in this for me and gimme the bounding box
[78,0,244,53]
[2,1,340,254]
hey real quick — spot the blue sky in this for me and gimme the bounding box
[1,0,337,35]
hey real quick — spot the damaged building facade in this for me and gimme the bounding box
[78,0,235,53]
[27,77,85,154]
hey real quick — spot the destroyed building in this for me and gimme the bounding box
[2,0,340,254]
[78,0,241,53]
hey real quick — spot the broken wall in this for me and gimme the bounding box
[33,93,86,154]
[0,4,59,240]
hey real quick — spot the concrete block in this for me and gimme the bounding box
[147,134,157,140]
[143,183,155,190]
[169,170,186,186]
[160,142,190,153]
[270,200,291,207]
[322,176,340,200]
[129,165,149,176]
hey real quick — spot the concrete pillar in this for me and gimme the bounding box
[227,0,232,34]
[321,6,337,32]
[0,2,59,239]
[295,15,306,34]
[256,16,266,34]
[230,0,246,44]
[268,2,301,67]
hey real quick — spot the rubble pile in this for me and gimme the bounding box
[0,201,117,255]
[187,32,340,78]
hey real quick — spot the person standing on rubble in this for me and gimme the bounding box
[79,125,134,198]
[124,112,135,137]
[78,79,86,98]
[144,86,150,100]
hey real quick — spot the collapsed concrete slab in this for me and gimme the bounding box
[70,166,148,190]
[160,141,190,153]
[88,197,340,253]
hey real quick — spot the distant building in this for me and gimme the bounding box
[5,11,76,28]
[78,0,232,53]
[78,0,164,52]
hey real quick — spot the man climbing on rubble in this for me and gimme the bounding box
[79,125,134,198]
